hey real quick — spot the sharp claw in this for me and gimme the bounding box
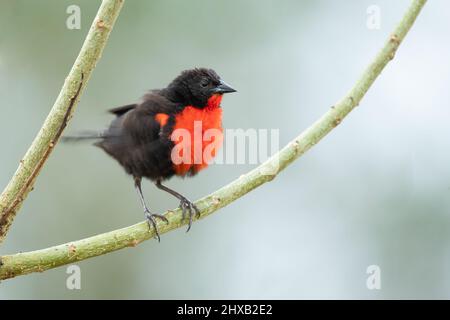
[175,197,200,232]
[144,211,168,242]
[180,202,187,221]
[192,203,201,218]
[145,214,160,242]
[154,214,169,224]
[186,210,193,233]
[182,199,194,232]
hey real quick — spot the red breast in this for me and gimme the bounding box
[171,94,224,176]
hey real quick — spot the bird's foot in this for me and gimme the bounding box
[179,197,200,232]
[144,209,169,242]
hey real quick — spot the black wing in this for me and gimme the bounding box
[97,95,176,179]
[108,104,137,116]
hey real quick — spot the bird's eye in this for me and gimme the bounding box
[200,79,209,87]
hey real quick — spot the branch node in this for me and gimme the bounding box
[389,50,397,60]
[97,19,108,29]
[348,96,355,106]
[212,196,221,205]
[129,239,140,247]
[68,244,77,256]
[390,34,400,45]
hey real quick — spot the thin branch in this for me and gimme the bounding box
[0,0,125,244]
[0,0,427,280]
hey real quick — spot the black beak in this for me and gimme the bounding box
[213,80,237,94]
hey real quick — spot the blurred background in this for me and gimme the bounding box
[0,0,449,299]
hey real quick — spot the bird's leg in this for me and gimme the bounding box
[155,179,200,232]
[134,176,168,241]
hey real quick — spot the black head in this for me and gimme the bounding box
[166,68,236,108]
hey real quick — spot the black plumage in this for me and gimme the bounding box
[65,68,236,240]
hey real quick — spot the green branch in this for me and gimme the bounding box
[0,0,125,244]
[0,0,427,280]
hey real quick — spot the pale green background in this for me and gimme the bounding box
[1,0,450,299]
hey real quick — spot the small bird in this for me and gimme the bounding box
[64,68,236,240]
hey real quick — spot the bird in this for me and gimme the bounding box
[64,68,236,241]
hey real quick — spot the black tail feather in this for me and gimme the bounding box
[61,130,104,143]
